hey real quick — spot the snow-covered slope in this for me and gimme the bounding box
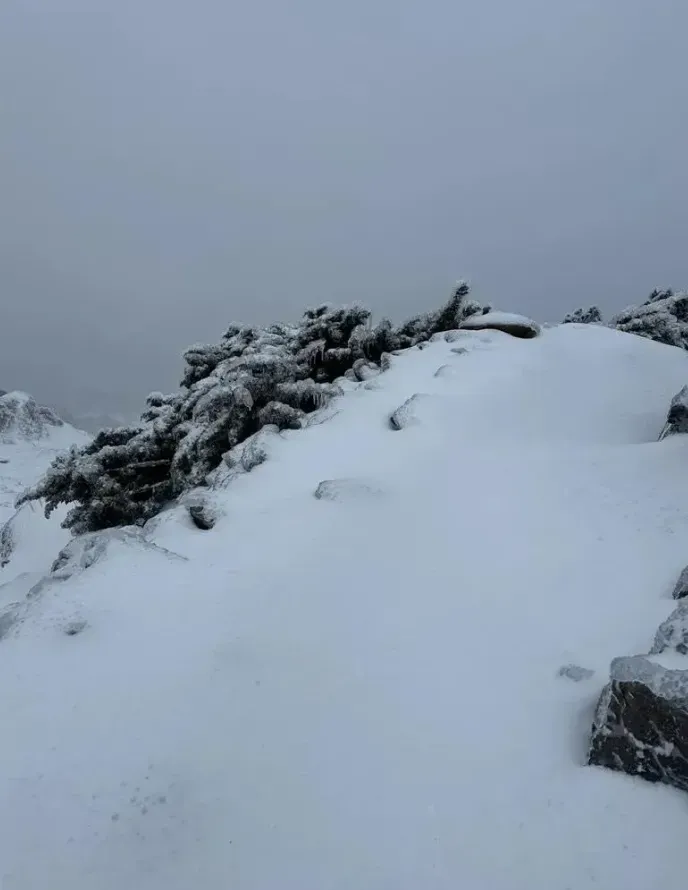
[0,391,90,580]
[2,326,688,889]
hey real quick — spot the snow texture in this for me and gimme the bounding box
[4,323,688,888]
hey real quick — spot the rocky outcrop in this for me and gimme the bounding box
[659,386,688,440]
[588,655,688,793]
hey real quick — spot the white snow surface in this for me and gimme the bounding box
[3,324,688,889]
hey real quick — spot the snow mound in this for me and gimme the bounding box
[459,310,541,338]
[4,324,688,888]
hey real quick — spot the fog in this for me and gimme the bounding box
[1,0,687,419]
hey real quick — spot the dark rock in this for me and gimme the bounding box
[588,655,688,793]
[558,664,594,681]
[659,386,688,440]
[188,503,216,530]
[651,600,688,655]
[380,353,393,372]
[444,331,466,343]
[671,566,688,601]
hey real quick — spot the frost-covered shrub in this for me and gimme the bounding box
[610,289,688,348]
[562,306,603,325]
[19,283,481,532]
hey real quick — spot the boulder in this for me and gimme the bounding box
[352,359,380,382]
[671,565,688,600]
[458,311,541,339]
[188,502,217,531]
[659,385,688,440]
[588,655,688,793]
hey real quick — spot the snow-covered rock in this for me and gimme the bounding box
[313,478,384,502]
[388,393,430,430]
[652,600,688,655]
[670,565,688,600]
[658,385,688,440]
[588,655,688,793]
[459,310,541,339]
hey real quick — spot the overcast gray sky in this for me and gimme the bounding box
[2,0,687,418]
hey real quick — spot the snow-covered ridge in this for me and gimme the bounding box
[3,322,688,888]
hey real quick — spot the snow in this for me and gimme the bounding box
[3,324,688,888]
